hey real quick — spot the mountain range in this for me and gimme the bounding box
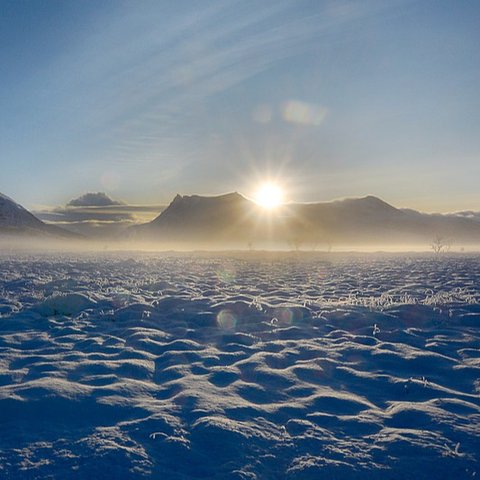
[2,190,480,249]
[130,192,480,249]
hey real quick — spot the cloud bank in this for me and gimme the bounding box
[34,193,164,238]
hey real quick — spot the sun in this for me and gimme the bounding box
[254,182,284,209]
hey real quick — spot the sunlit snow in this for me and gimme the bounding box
[0,252,479,478]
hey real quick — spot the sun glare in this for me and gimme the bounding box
[254,182,284,209]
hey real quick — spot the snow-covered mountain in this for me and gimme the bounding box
[0,192,78,238]
[133,192,250,237]
[131,193,480,248]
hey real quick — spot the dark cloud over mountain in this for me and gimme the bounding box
[67,192,124,207]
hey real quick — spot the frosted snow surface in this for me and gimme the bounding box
[0,252,479,479]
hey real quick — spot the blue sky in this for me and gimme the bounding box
[1,0,479,212]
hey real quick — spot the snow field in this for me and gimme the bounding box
[0,253,479,479]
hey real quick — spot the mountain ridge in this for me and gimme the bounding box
[131,192,480,248]
[0,192,80,239]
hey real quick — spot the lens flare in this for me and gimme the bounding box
[216,309,237,330]
[216,267,236,283]
[282,100,328,126]
[273,307,294,326]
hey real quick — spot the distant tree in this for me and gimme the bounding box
[305,235,324,251]
[431,235,450,254]
[326,239,332,253]
[292,237,302,251]
[288,236,304,251]
[310,236,333,253]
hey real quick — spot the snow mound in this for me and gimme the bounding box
[34,293,97,316]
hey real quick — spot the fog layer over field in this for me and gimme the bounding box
[0,253,479,479]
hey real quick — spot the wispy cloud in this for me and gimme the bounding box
[44,0,408,166]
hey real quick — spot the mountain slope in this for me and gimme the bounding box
[0,192,79,238]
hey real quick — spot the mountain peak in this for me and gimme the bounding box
[168,191,246,207]
[1,191,77,238]
[1,192,42,229]
[140,191,251,232]
[170,194,184,205]
[337,195,397,212]
[362,195,383,202]
[0,192,17,203]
